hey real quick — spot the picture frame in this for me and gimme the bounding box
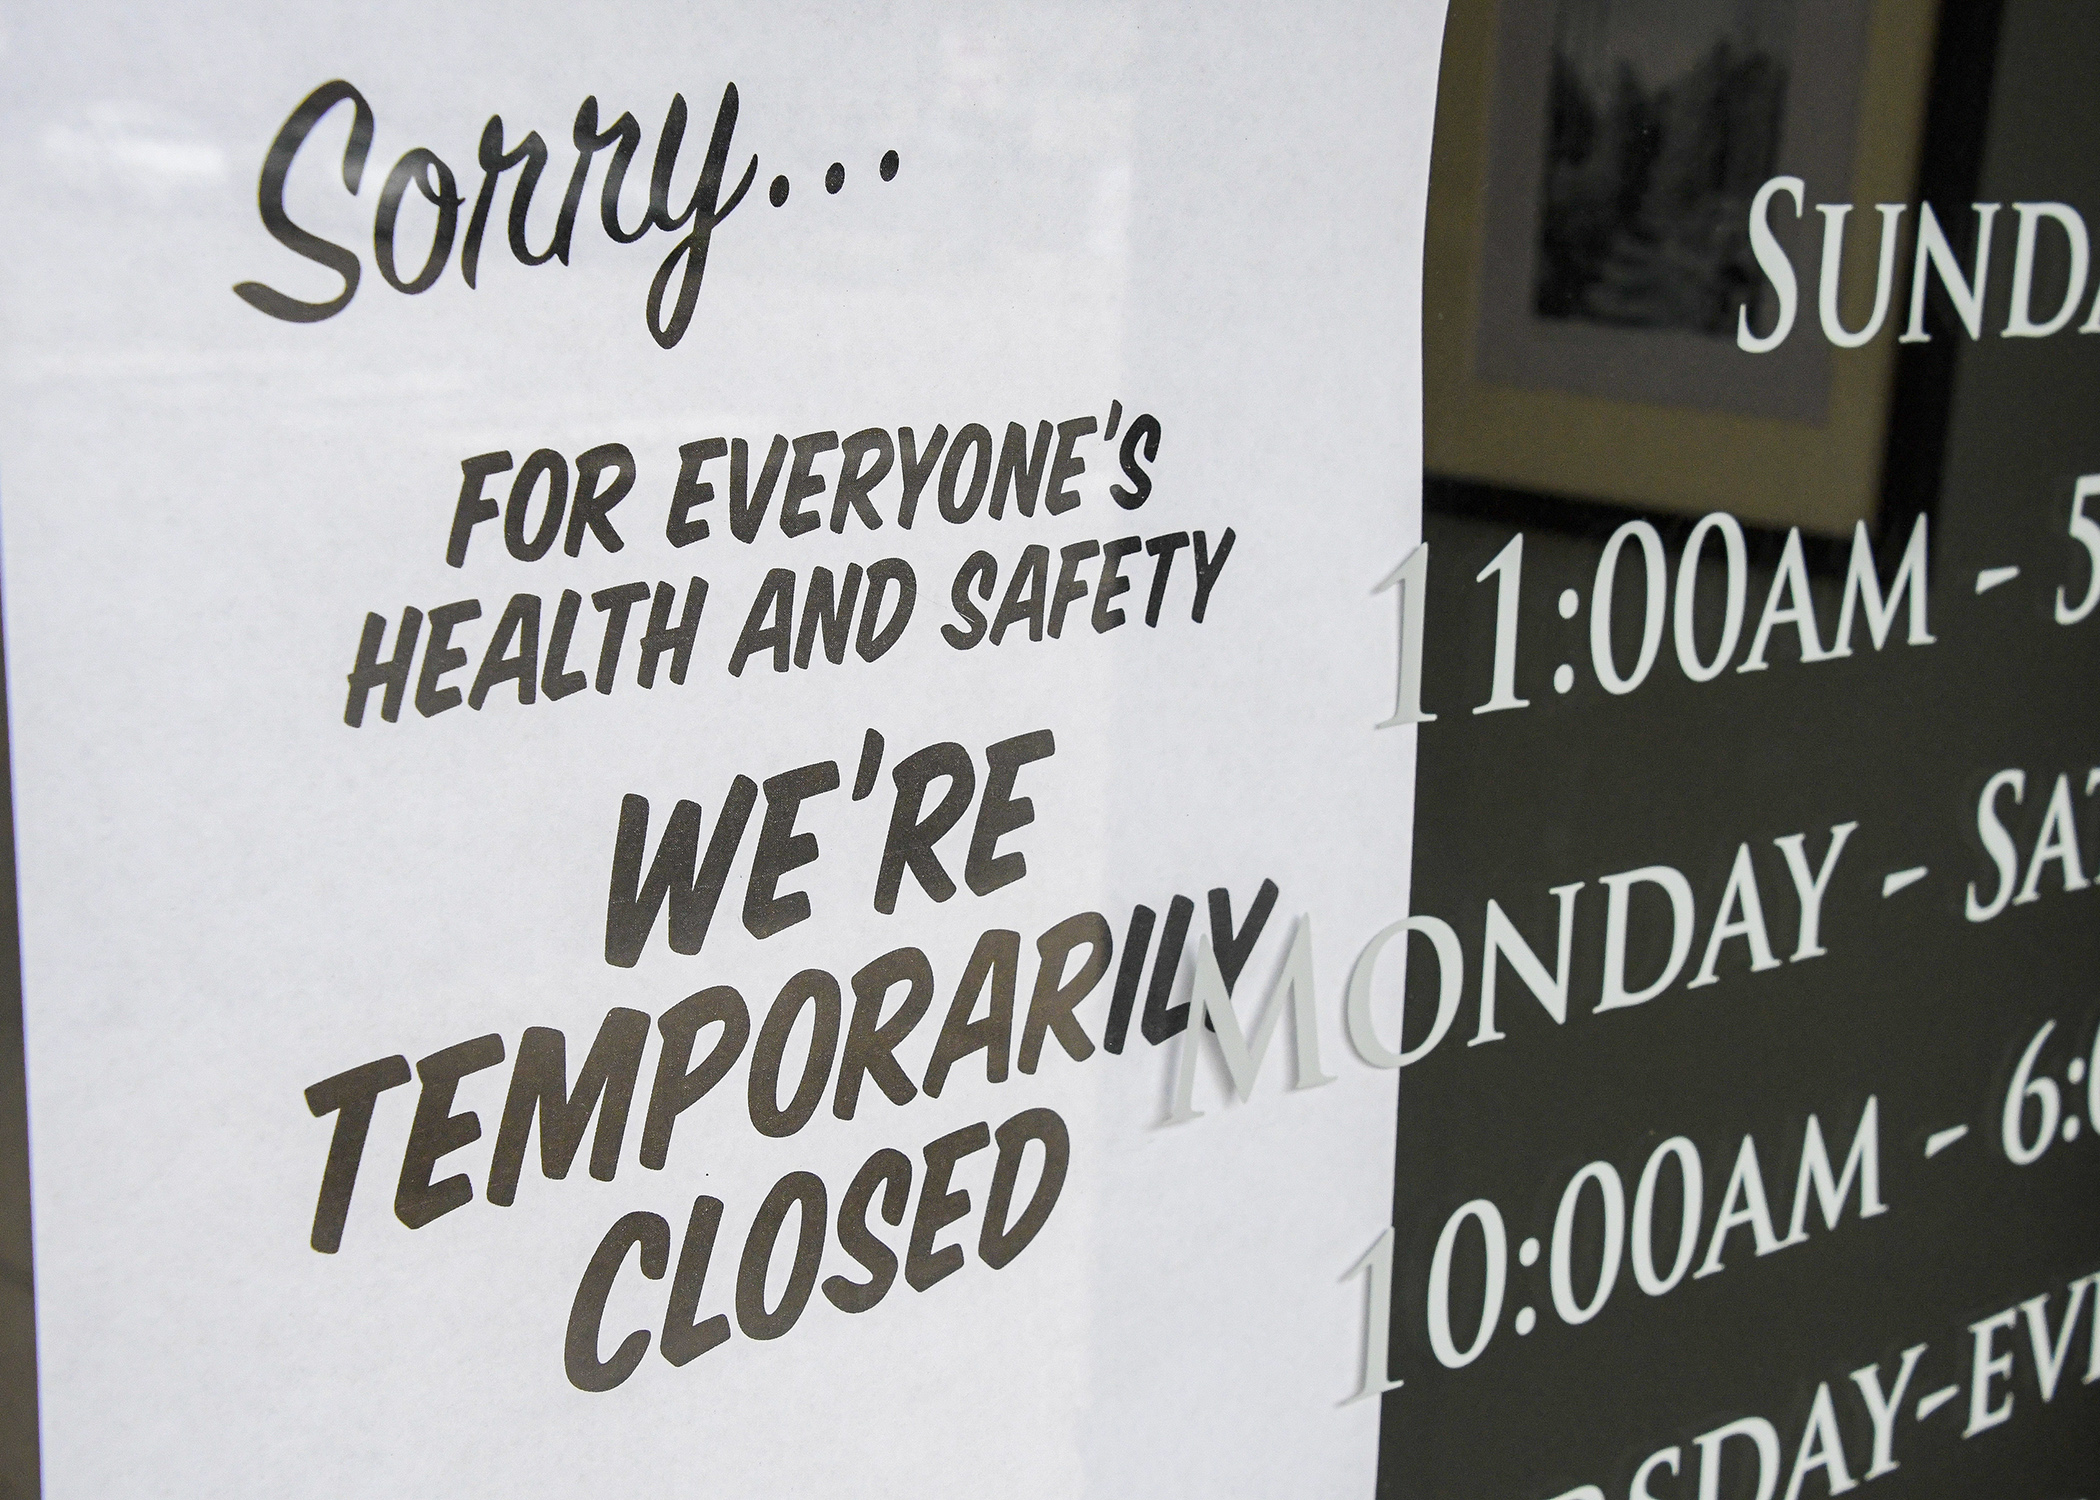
[1423,0,1945,536]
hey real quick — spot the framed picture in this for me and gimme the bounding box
[1424,0,1944,535]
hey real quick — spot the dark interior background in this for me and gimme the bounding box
[1382,0,2100,1496]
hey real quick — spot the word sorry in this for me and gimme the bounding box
[235,79,765,348]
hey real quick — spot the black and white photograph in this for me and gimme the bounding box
[1533,0,1795,336]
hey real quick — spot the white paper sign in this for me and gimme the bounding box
[0,3,1443,1493]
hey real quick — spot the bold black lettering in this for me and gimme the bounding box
[979,1107,1069,1269]
[795,565,863,668]
[1020,912,1109,1073]
[942,551,997,650]
[833,428,893,532]
[896,425,947,528]
[603,781,758,967]
[233,81,374,324]
[1045,416,1096,515]
[461,115,544,287]
[857,558,916,661]
[374,148,461,294]
[728,568,794,676]
[503,450,568,562]
[852,727,885,801]
[1144,531,1190,627]
[834,947,935,1119]
[1140,894,1194,1044]
[966,729,1054,896]
[541,589,589,700]
[576,98,648,246]
[666,437,726,546]
[591,581,650,692]
[637,577,707,687]
[1102,903,1155,1054]
[1208,879,1278,992]
[874,742,976,913]
[990,544,1049,644]
[736,1171,825,1339]
[641,986,750,1170]
[747,970,843,1138]
[548,97,630,263]
[988,420,1052,518]
[304,1054,411,1253]
[660,1196,732,1366]
[1048,540,1098,638]
[447,451,512,567]
[730,435,789,543]
[566,1210,668,1392]
[344,607,423,727]
[1093,535,1143,632]
[394,1034,505,1229]
[469,593,541,709]
[822,1148,912,1313]
[496,122,561,266]
[567,443,634,556]
[1191,527,1236,623]
[922,929,1019,1097]
[414,599,483,717]
[1111,412,1159,508]
[743,761,840,939]
[907,1122,990,1291]
[485,1010,650,1206]
[779,431,837,538]
[939,424,993,523]
[643,85,759,351]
